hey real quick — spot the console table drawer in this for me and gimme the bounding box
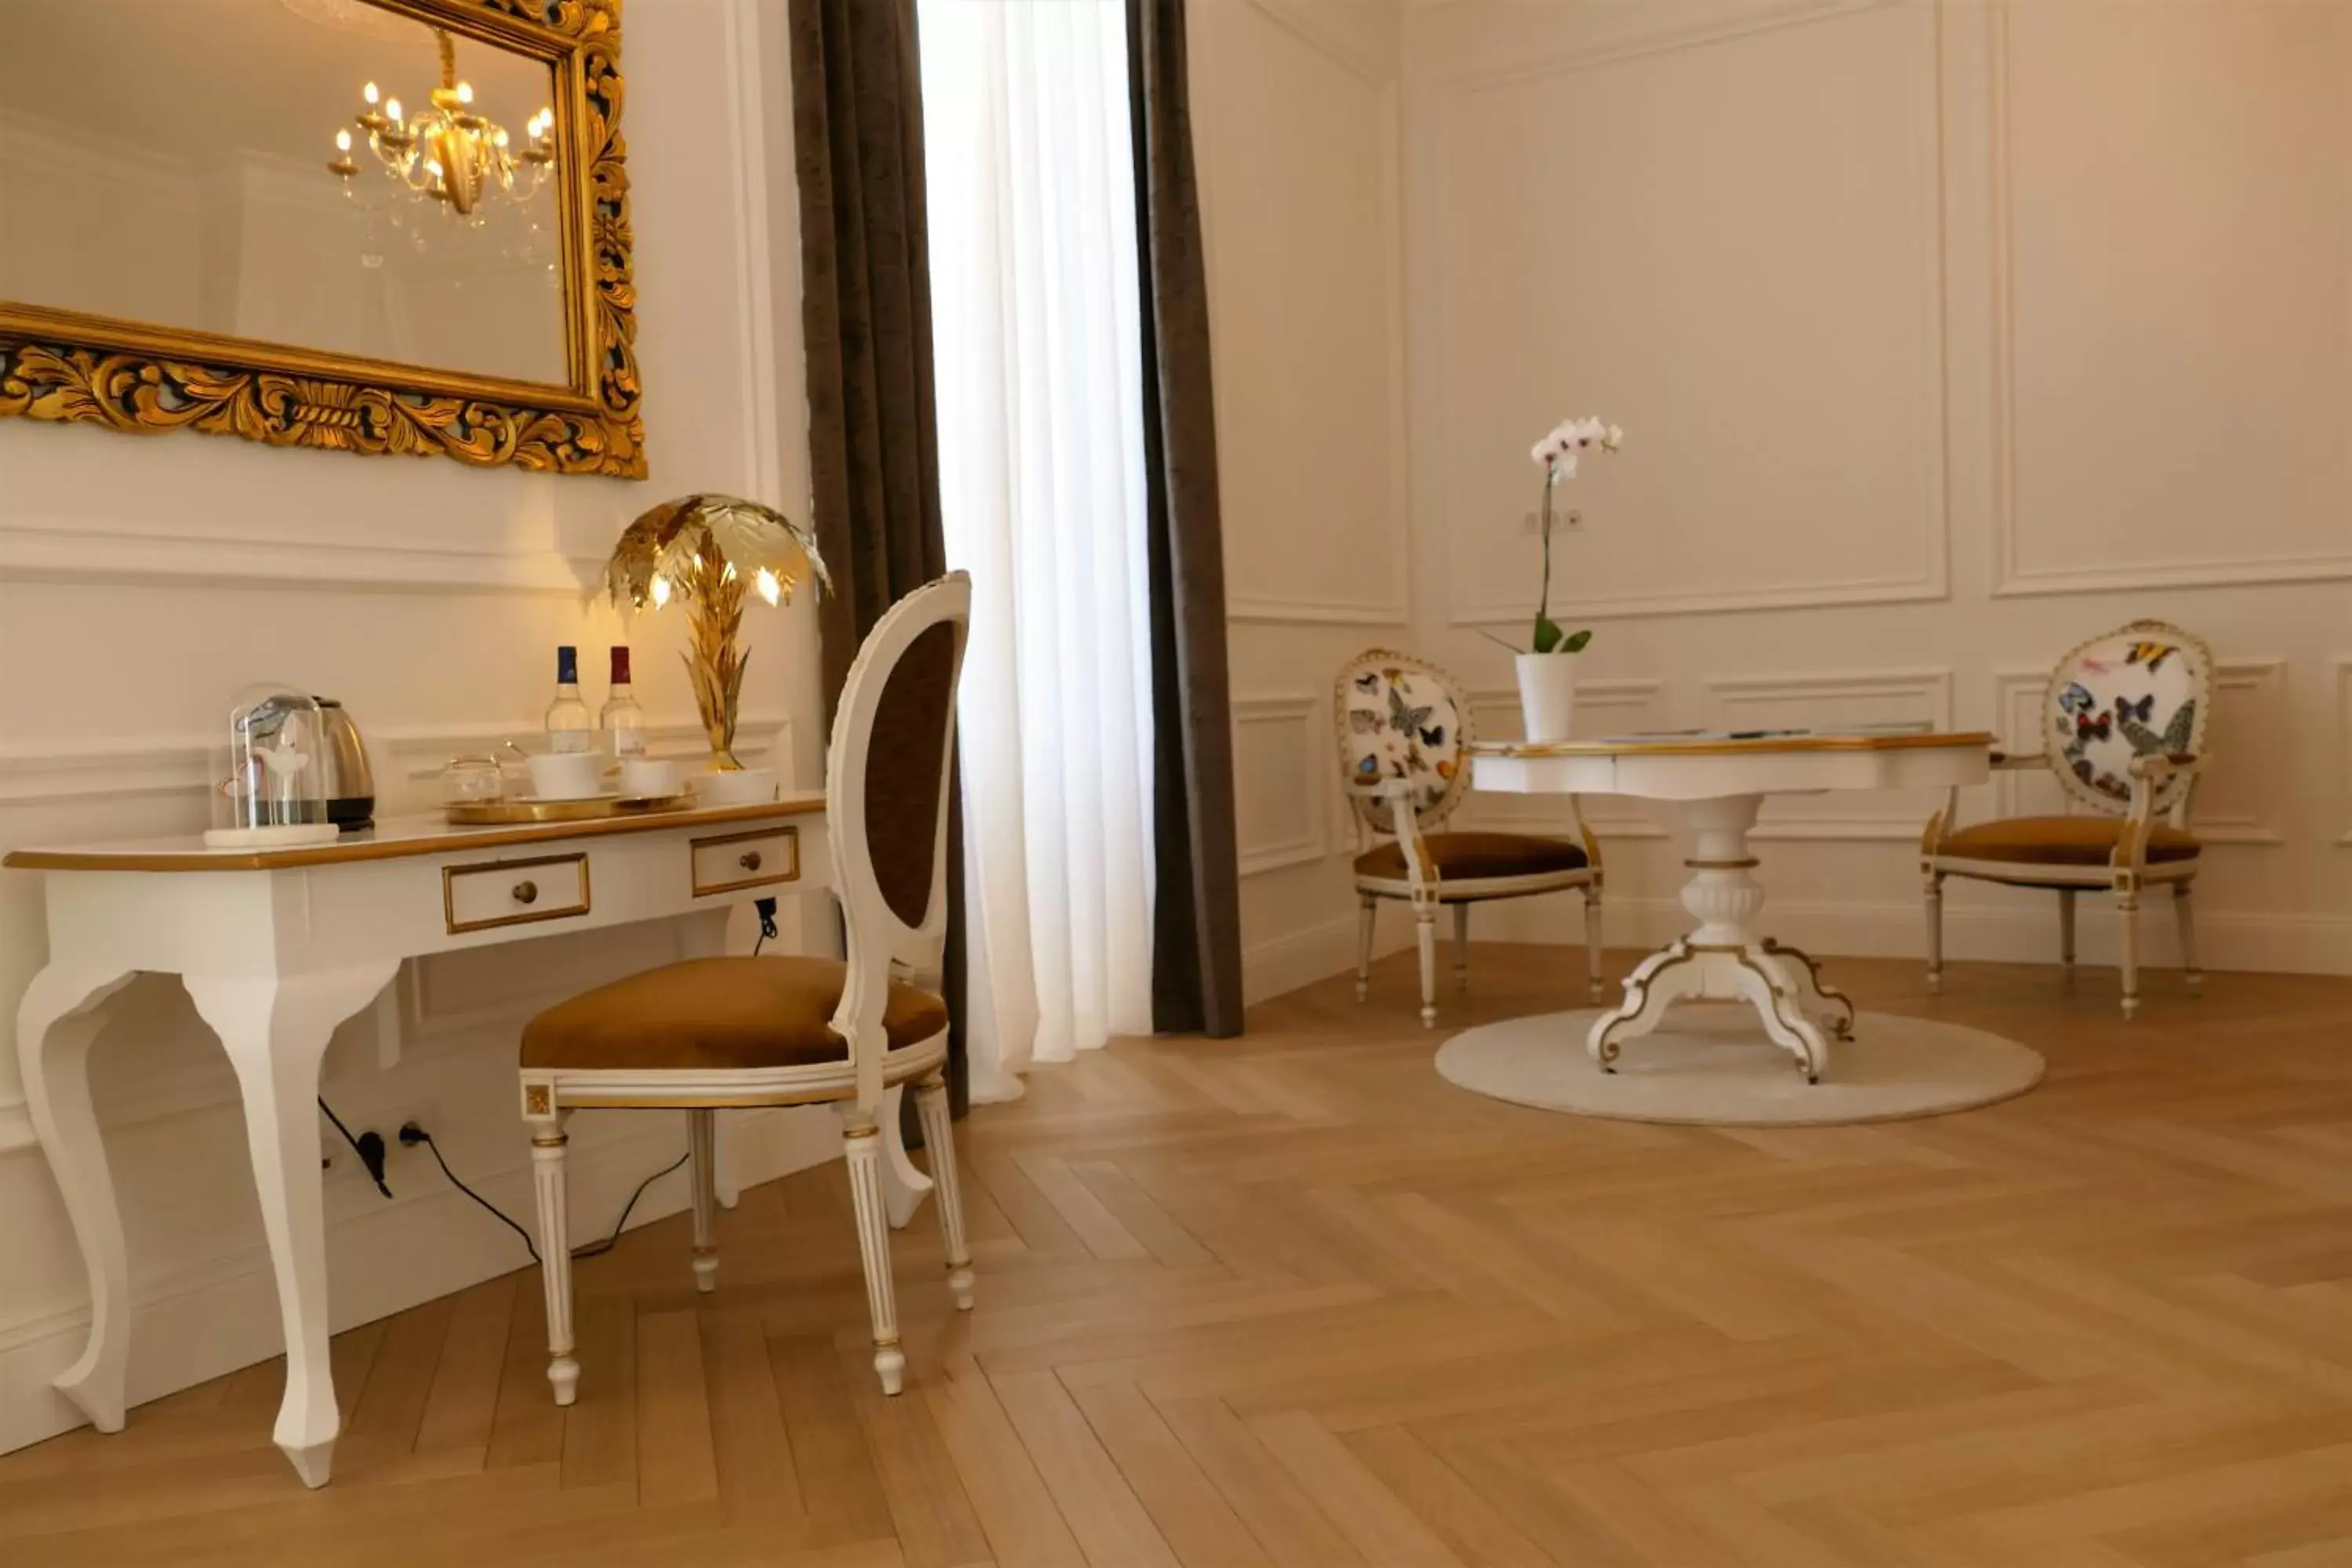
[691,825,800,897]
[444,853,590,934]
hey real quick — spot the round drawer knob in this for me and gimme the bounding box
[739,851,763,873]
[512,880,539,906]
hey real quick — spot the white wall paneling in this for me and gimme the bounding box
[1984,0,2352,597]
[1196,0,1412,627]
[1232,694,1331,877]
[1432,0,1949,626]
[2337,658,2352,847]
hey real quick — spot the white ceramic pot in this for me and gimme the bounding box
[692,765,779,807]
[1515,652,1577,745]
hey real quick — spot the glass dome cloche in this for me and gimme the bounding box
[205,687,343,849]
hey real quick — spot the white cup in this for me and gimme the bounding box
[525,750,607,800]
[619,757,681,799]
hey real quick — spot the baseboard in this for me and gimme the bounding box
[1243,894,2352,1009]
[0,1105,839,1455]
[1470,895,2352,977]
[1243,909,1418,1005]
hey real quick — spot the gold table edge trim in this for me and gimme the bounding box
[1469,731,1997,759]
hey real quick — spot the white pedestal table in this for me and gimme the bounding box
[1470,732,1992,1082]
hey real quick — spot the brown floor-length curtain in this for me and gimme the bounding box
[1127,0,1245,1038]
[789,0,968,1113]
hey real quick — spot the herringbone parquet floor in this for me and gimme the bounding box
[5,946,2351,1566]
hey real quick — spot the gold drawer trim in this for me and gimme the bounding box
[691,824,800,897]
[445,852,592,935]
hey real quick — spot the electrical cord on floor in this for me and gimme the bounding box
[401,1123,690,1266]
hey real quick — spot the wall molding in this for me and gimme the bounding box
[0,520,598,597]
[1431,0,1950,628]
[0,713,789,809]
[1461,678,1670,838]
[1982,2,2352,599]
[1704,667,1953,840]
[2337,657,2352,847]
[1206,0,1413,630]
[1232,694,1331,876]
[1427,0,1891,92]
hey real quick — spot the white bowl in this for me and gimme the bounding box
[526,750,607,800]
[619,757,681,799]
[692,766,779,806]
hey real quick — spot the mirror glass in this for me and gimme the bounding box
[0,0,568,387]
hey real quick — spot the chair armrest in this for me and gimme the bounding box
[2118,751,2203,873]
[1345,778,1436,895]
[2127,751,2204,780]
[1988,750,2053,771]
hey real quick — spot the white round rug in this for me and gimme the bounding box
[1435,1006,2044,1127]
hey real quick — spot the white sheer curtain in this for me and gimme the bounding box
[920,0,1155,1101]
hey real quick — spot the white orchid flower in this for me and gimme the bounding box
[1602,424,1624,451]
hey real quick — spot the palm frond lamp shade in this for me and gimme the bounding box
[601,495,831,770]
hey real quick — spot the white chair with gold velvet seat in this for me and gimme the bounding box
[518,572,975,1403]
[1921,619,2212,1019]
[1336,648,1605,1027]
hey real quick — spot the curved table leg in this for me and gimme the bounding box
[187,962,398,1490]
[17,965,139,1433]
[1586,940,1698,1070]
[1723,952,1833,1083]
[1758,940,1857,1040]
[877,1082,933,1231]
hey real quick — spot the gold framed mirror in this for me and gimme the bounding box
[0,0,641,477]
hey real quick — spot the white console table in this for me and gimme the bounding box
[5,796,937,1487]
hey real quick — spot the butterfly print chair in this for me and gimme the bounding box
[1921,619,2212,1018]
[518,573,974,1402]
[1335,649,1605,1026]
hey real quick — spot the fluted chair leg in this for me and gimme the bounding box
[840,1109,904,1395]
[1414,904,1439,1028]
[688,1109,719,1294]
[914,1073,975,1311]
[2174,882,2202,993]
[1355,895,1377,1002]
[1584,887,1605,1002]
[528,1122,578,1406]
[2118,887,2141,1020]
[1924,873,1945,994]
[1452,903,1471,993]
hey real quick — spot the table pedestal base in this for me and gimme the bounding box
[1584,794,1856,1083]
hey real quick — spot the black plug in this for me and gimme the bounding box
[398,1120,430,1148]
[353,1129,391,1198]
[753,896,779,954]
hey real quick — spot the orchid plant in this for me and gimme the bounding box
[1508,416,1622,655]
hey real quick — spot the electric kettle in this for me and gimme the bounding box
[314,697,376,831]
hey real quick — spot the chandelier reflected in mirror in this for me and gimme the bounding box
[325,27,554,228]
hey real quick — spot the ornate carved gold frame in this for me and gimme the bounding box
[0,0,643,477]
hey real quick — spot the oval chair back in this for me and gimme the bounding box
[1334,648,1472,841]
[824,571,971,1109]
[2041,619,2212,818]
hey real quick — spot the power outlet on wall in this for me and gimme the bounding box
[1518,510,1584,534]
[321,1099,445,1189]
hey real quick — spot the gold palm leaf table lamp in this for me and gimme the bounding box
[601,494,830,778]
